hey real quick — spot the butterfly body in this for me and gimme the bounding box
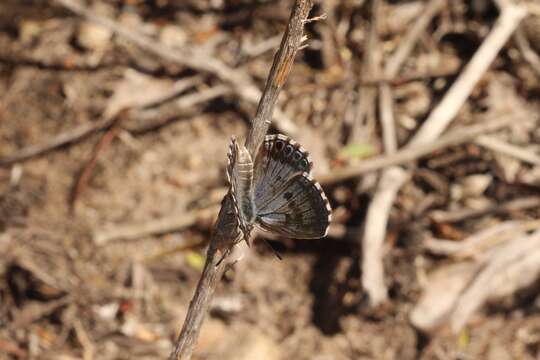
[227,134,331,243]
[227,138,256,242]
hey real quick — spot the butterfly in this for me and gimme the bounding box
[226,134,332,245]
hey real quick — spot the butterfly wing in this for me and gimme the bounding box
[255,172,332,238]
[253,134,313,212]
[226,137,255,242]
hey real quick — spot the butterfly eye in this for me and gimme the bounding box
[275,140,284,151]
[284,144,294,157]
[293,151,302,161]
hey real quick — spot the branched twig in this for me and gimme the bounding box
[358,0,527,305]
[361,0,446,305]
[0,82,222,166]
[409,3,527,146]
[319,113,527,185]
[168,2,314,359]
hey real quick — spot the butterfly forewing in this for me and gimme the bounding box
[253,135,313,210]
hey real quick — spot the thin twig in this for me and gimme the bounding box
[168,2,314,359]
[409,3,528,146]
[475,134,540,165]
[318,114,523,185]
[94,205,220,245]
[127,85,230,134]
[0,83,223,166]
[514,27,540,77]
[361,0,447,306]
[351,0,380,144]
[245,1,313,156]
[451,229,540,332]
[360,66,460,86]
[0,117,115,166]
[429,196,540,223]
[53,0,299,136]
[69,116,124,213]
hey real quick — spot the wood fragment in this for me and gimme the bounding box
[424,220,540,259]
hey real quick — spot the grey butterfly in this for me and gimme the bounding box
[226,134,332,244]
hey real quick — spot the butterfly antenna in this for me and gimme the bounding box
[261,238,283,260]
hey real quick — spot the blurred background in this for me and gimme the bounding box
[1,0,540,359]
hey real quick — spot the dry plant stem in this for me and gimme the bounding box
[0,84,224,166]
[451,229,540,331]
[0,117,115,166]
[409,4,527,146]
[360,2,527,305]
[94,205,219,245]
[429,196,540,223]
[319,115,520,184]
[352,0,380,144]
[69,120,123,213]
[169,2,313,359]
[361,0,446,305]
[475,134,540,165]
[514,27,540,76]
[378,0,447,151]
[53,0,299,136]
[245,1,313,157]
[361,167,408,304]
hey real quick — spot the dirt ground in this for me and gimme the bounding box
[1,1,540,359]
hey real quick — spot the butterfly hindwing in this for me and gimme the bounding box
[255,172,331,238]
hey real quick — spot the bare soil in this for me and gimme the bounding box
[1,1,540,359]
